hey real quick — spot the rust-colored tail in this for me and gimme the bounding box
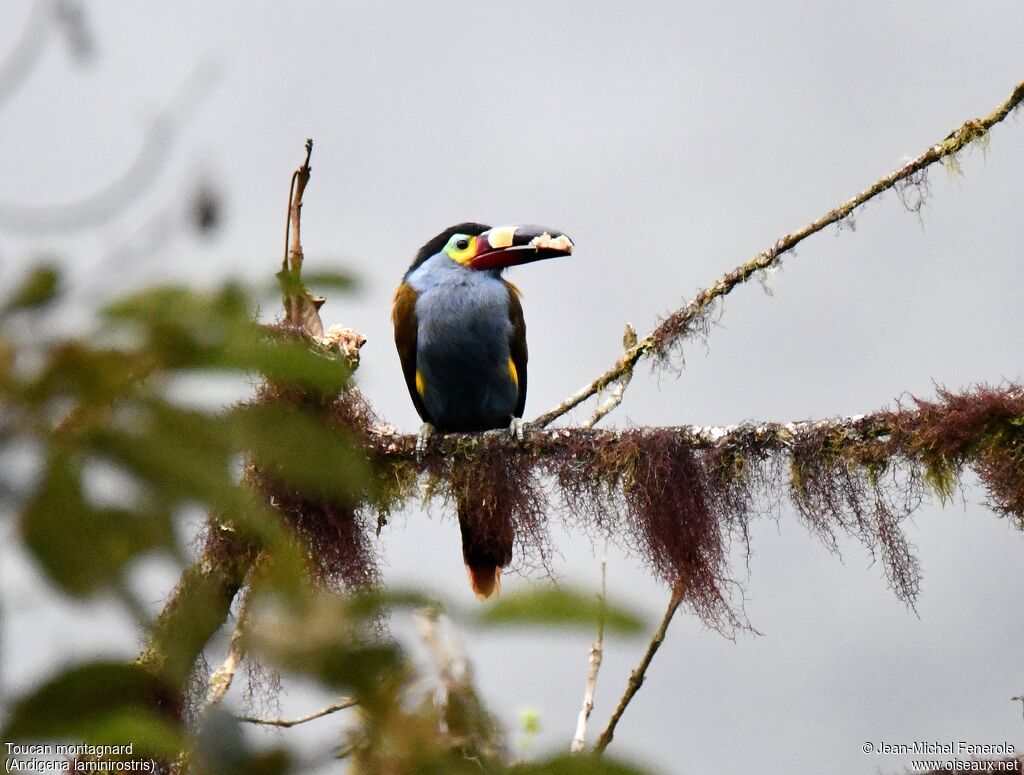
[466,563,502,599]
[456,490,514,600]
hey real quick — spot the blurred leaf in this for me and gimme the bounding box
[343,587,440,619]
[234,403,370,503]
[474,587,646,635]
[104,283,248,330]
[229,333,348,395]
[190,184,222,236]
[24,343,139,407]
[519,707,541,736]
[3,264,60,313]
[84,402,239,511]
[273,269,357,297]
[516,754,651,774]
[302,270,358,292]
[21,455,174,596]
[246,591,404,696]
[4,661,184,760]
[103,284,347,394]
[103,284,251,370]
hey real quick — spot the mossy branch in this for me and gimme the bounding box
[135,140,334,716]
[369,385,1024,462]
[136,527,253,709]
[344,383,1024,631]
[531,78,1024,429]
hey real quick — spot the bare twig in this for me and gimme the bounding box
[531,78,1024,429]
[581,326,636,429]
[237,698,357,728]
[282,139,314,275]
[570,538,609,753]
[199,598,249,714]
[279,139,325,337]
[594,583,686,754]
[415,607,506,758]
[1012,695,1024,722]
[415,607,474,730]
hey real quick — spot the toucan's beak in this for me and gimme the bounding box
[469,225,574,271]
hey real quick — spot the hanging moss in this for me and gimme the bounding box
[241,381,386,590]
[240,381,1024,630]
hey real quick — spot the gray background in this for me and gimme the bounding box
[2,2,1023,773]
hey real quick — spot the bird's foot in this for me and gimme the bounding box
[416,422,435,458]
[509,416,526,443]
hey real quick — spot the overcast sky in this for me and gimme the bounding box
[2,2,1023,773]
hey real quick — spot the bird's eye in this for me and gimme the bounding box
[455,238,469,250]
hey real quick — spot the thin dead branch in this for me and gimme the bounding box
[237,698,357,729]
[199,598,249,715]
[581,325,637,429]
[415,607,506,757]
[282,139,313,275]
[570,538,609,753]
[531,78,1024,429]
[593,583,686,754]
[279,138,325,337]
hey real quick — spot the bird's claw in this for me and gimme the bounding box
[416,422,435,458]
[509,416,526,443]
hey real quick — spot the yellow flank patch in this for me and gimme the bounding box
[415,370,426,396]
[507,357,518,387]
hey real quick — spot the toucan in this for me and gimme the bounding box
[392,223,574,597]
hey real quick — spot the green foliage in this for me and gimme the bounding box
[475,586,646,635]
[246,589,406,698]
[0,265,660,774]
[515,755,649,774]
[104,284,349,394]
[22,454,174,596]
[235,403,369,503]
[299,269,358,292]
[2,263,61,314]
[1,269,363,598]
[4,661,185,760]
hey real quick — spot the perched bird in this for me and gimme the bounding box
[392,223,573,597]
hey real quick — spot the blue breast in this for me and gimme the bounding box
[407,255,519,431]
